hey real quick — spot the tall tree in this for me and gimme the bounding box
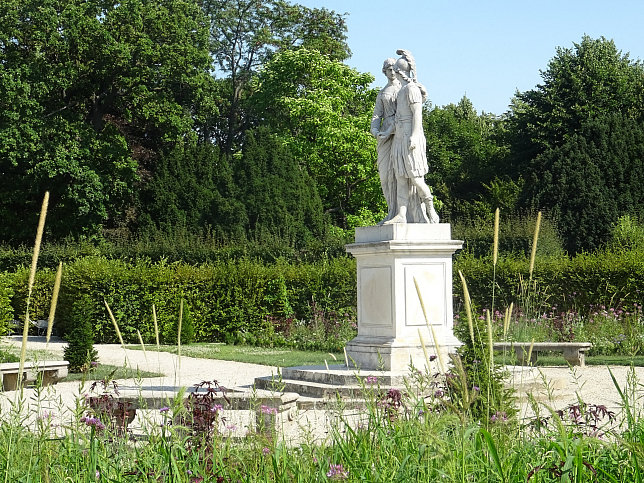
[251,48,379,227]
[201,0,350,154]
[233,127,326,246]
[507,36,644,252]
[0,0,214,241]
[424,97,511,221]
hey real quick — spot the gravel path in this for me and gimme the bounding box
[2,336,644,442]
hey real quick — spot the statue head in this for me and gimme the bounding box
[382,58,396,81]
[394,49,416,81]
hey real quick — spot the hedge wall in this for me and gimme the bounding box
[7,257,356,344]
[3,248,643,343]
[454,249,644,313]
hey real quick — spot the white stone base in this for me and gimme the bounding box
[345,224,463,371]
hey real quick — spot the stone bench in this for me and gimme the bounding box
[493,342,592,367]
[103,388,299,436]
[0,361,69,390]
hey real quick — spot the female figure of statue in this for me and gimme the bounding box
[370,58,400,224]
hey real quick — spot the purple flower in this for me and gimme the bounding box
[365,376,378,384]
[210,404,223,413]
[260,405,278,415]
[472,386,480,392]
[82,416,105,431]
[490,411,508,423]
[159,406,170,413]
[262,447,271,455]
[327,464,349,480]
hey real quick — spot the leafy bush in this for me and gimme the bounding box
[609,214,644,251]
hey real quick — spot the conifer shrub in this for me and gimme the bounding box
[0,273,14,336]
[63,293,99,372]
[163,300,196,345]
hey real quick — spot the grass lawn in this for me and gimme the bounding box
[128,343,345,367]
[63,364,161,382]
[495,350,644,367]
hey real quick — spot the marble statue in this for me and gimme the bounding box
[370,58,400,224]
[377,49,439,224]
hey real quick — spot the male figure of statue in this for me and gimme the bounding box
[385,49,439,224]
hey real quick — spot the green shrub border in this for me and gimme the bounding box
[3,249,642,344]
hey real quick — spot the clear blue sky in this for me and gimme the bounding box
[298,0,644,115]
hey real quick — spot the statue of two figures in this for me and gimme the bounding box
[371,49,439,225]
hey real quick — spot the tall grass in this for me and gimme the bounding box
[18,192,48,388]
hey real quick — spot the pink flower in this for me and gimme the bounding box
[260,405,277,415]
[327,464,349,479]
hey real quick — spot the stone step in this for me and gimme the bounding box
[254,376,370,399]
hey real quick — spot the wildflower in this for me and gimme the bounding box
[260,405,278,415]
[365,376,378,384]
[226,424,237,432]
[473,386,480,392]
[490,411,508,423]
[262,447,271,455]
[434,389,444,398]
[90,361,98,367]
[159,407,170,414]
[81,416,105,431]
[327,464,349,480]
[210,404,223,413]
[429,355,437,361]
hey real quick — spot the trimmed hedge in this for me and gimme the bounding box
[6,257,356,344]
[454,249,644,313]
[3,248,643,345]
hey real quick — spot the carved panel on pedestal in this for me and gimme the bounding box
[359,266,393,328]
[404,263,445,326]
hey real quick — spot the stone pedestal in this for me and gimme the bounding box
[344,224,463,372]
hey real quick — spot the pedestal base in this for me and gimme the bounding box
[345,224,463,372]
[345,332,461,372]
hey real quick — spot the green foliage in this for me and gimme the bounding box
[203,0,350,153]
[251,48,380,227]
[424,97,511,221]
[454,248,644,316]
[610,214,644,251]
[233,127,327,246]
[16,256,356,345]
[137,141,247,241]
[453,213,564,258]
[0,272,14,336]
[63,293,99,372]
[509,36,644,253]
[0,0,214,242]
[452,311,516,422]
[164,300,196,346]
